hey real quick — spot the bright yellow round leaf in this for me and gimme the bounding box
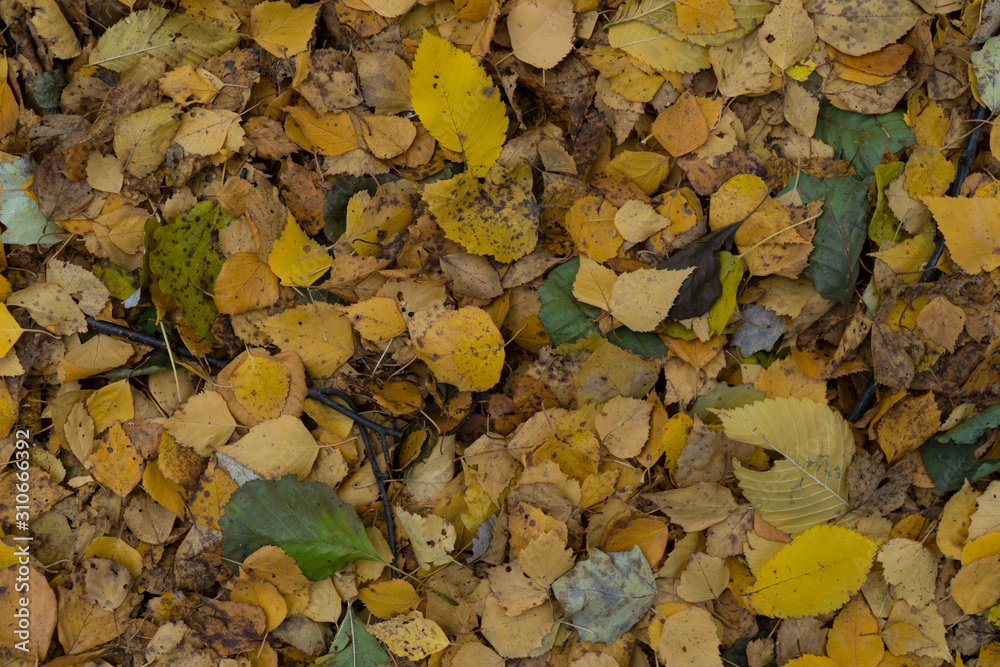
[408,307,504,391]
[268,213,332,286]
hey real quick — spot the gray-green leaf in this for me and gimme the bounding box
[552,547,656,644]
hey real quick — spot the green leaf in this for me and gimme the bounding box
[221,476,382,580]
[539,259,603,347]
[316,607,390,667]
[708,251,743,335]
[89,8,241,72]
[868,161,905,246]
[538,258,668,358]
[801,175,873,305]
[972,36,1000,114]
[921,403,1000,494]
[149,200,230,340]
[552,546,656,645]
[0,158,60,248]
[606,327,669,359]
[813,106,916,178]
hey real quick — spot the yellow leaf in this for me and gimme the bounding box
[395,507,456,569]
[339,296,407,344]
[826,596,884,667]
[173,108,241,156]
[157,431,204,488]
[951,557,1000,614]
[615,200,669,243]
[641,409,693,473]
[876,538,937,609]
[188,458,237,529]
[82,536,142,577]
[158,63,218,106]
[676,552,730,602]
[603,516,671,565]
[337,181,418,257]
[267,212,333,286]
[263,303,355,378]
[573,255,616,311]
[676,0,738,35]
[217,415,318,480]
[647,482,738,532]
[423,163,538,262]
[408,306,504,391]
[756,0,815,70]
[963,532,1000,568]
[410,31,507,177]
[721,397,853,535]
[0,383,16,437]
[874,391,941,463]
[609,267,695,332]
[231,578,287,632]
[369,611,450,660]
[214,252,280,315]
[89,423,144,497]
[657,606,722,666]
[217,350,305,426]
[609,10,709,74]
[0,303,22,357]
[359,115,416,159]
[754,356,827,403]
[507,0,575,69]
[250,0,319,58]
[113,103,179,177]
[595,396,652,458]
[161,390,237,456]
[364,0,418,17]
[519,531,575,585]
[904,145,955,198]
[360,580,421,619]
[284,106,360,157]
[607,150,672,195]
[921,195,1000,274]
[7,282,87,335]
[565,195,622,263]
[881,600,950,662]
[86,379,134,434]
[143,460,187,518]
[937,481,980,560]
[747,525,877,618]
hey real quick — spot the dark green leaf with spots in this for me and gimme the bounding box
[220,476,382,580]
[149,200,230,339]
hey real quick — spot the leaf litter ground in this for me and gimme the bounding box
[5,0,1000,665]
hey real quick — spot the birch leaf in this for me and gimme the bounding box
[720,397,853,535]
[747,525,878,618]
[410,31,508,177]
